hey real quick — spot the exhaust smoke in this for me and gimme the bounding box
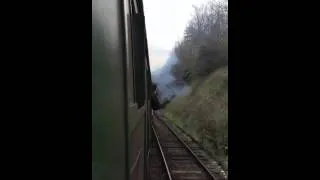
[151,51,191,104]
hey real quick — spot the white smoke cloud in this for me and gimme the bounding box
[151,52,191,103]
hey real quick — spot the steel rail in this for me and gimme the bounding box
[155,115,217,180]
[151,123,173,180]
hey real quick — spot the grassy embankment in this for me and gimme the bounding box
[164,67,228,170]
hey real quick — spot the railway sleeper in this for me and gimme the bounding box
[172,173,211,180]
[170,164,202,170]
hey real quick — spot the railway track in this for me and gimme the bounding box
[152,117,217,180]
[172,125,228,179]
[155,112,228,179]
[149,125,171,180]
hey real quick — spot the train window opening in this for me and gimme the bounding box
[130,0,147,108]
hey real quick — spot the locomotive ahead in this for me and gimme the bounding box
[92,0,161,180]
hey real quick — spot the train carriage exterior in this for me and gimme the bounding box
[92,0,160,179]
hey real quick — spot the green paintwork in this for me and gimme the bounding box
[92,0,154,179]
[92,0,127,179]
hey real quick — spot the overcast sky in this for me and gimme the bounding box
[144,0,210,71]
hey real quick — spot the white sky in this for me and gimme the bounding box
[144,0,210,71]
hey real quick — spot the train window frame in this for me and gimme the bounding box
[130,0,146,109]
[124,0,135,103]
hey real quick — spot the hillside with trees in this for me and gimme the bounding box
[163,0,228,172]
